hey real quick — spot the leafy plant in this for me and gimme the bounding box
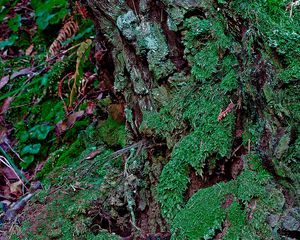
[31,0,69,30]
[7,14,21,32]
[29,124,53,140]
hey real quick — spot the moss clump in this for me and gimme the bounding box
[15,145,124,239]
[171,154,284,239]
[155,84,235,220]
[96,116,126,148]
[36,138,83,179]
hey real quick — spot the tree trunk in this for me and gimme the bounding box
[84,0,300,239]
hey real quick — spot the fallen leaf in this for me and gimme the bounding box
[86,101,96,115]
[66,110,85,127]
[2,167,19,181]
[0,129,8,144]
[84,147,104,160]
[217,102,235,121]
[25,44,34,55]
[9,180,23,197]
[0,76,9,90]
[10,67,33,79]
[55,111,85,135]
[0,97,13,115]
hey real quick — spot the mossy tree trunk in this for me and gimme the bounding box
[84,0,299,239]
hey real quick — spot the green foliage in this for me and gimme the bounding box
[42,55,75,91]
[182,17,211,54]
[278,60,300,83]
[29,124,53,140]
[18,144,122,239]
[96,116,126,148]
[31,0,69,30]
[8,14,21,32]
[20,144,41,155]
[192,44,219,81]
[38,138,83,178]
[220,55,239,92]
[0,35,18,48]
[0,0,17,21]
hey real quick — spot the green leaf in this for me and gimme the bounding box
[21,144,41,155]
[20,155,35,169]
[29,124,53,140]
[36,12,56,30]
[8,14,21,32]
[32,0,69,30]
[19,131,29,143]
[0,35,18,48]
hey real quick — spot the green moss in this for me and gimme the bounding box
[63,119,90,142]
[145,82,235,220]
[37,138,83,179]
[86,231,121,240]
[171,154,284,239]
[19,146,121,239]
[97,116,126,148]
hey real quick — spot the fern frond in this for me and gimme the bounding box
[47,17,79,59]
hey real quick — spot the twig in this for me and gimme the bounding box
[4,140,25,163]
[0,194,16,201]
[0,156,28,190]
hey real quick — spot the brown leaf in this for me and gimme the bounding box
[9,180,23,197]
[84,147,104,160]
[25,44,34,56]
[55,111,85,135]
[10,67,33,79]
[0,76,9,90]
[66,110,85,127]
[0,129,8,144]
[47,17,79,59]
[108,104,125,123]
[0,97,13,115]
[55,120,68,136]
[217,102,235,121]
[86,101,96,115]
[2,167,19,181]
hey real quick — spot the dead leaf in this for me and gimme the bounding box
[55,111,85,135]
[2,167,19,181]
[25,44,34,55]
[217,102,235,121]
[0,76,9,90]
[108,104,125,123]
[55,121,68,136]
[84,147,104,160]
[10,67,33,79]
[0,129,8,144]
[0,97,13,115]
[66,110,85,127]
[9,180,23,197]
[86,101,96,115]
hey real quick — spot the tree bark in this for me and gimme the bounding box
[84,0,300,239]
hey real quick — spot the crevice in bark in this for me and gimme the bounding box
[148,0,189,72]
[184,158,232,202]
[278,229,300,239]
[214,218,230,240]
[125,0,140,16]
[184,9,207,19]
[88,200,132,238]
